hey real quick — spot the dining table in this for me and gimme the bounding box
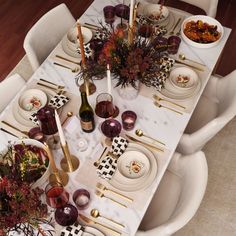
[0,0,232,235]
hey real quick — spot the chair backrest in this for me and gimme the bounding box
[136,151,208,236]
[0,74,26,113]
[179,0,218,17]
[23,3,76,71]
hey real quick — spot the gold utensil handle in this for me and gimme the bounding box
[39,78,65,88]
[1,121,28,136]
[95,221,122,236]
[101,215,125,228]
[56,55,80,65]
[160,104,183,115]
[153,94,186,109]
[0,128,19,138]
[125,134,164,152]
[170,18,181,33]
[175,59,204,71]
[107,188,133,203]
[53,62,72,70]
[143,134,166,146]
[105,195,127,208]
[186,58,205,67]
[84,22,100,28]
[37,82,58,91]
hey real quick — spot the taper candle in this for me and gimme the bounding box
[107,64,111,95]
[55,110,66,146]
[44,143,58,172]
[77,20,86,67]
[129,0,135,28]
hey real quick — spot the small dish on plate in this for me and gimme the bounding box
[181,15,224,48]
[117,150,150,179]
[143,3,169,23]
[18,89,47,120]
[66,26,93,51]
[169,66,199,90]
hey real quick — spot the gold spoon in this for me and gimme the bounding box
[90,208,125,228]
[62,111,74,126]
[79,214,121,236]
[179,54,205,66]
[135,129,165,146]
[53,62,80,73]
[93,147,108,167]
[153,94,186,109]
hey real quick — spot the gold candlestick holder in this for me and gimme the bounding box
[79,76,96,96]
[49,169,69,186]
[60,142,80,172]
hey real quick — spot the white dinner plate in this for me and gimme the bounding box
[83,226,105,236]
[109,143,158,191]
[61,35,80,58]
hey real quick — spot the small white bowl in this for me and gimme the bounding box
[18,89,47,120]
[169,67,199,90]
[143,4,169,23]
[181,15,224,48]
[66,26,93,51]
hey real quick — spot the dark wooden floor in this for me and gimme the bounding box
[0,0,235,82]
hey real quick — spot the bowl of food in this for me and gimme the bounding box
[181,15,224,48]
[66,26,93,51]
[0,139,50,188]
[169,66,199,90]
[18,89,47,120]
[143,3,169,23]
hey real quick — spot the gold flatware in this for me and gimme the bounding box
[153,94,186,109]
[96,182,133,203]
[90,208,125,228]
[1,121,29,137]
[154,101,183,115]
[175,59,204,71]
[135,129,165,146]
[79,214,121,236]
[53,62,80,73]
[125,134,164,152]
[83,22,100,29]
[179,53,205,67]
[62,111,74,126]
[36,82,65,94]
[94,147,108,167]
[0,128,19,138]
[39,78,65,89]
[55,55,80,65]
[169,17,181,35]
[95,189,127,208]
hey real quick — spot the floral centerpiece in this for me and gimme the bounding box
[0,142,53,236]
[76,23,175,91]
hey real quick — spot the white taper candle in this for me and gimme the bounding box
[55,110,66,146]
[107,64,111,95]
[129,0,135,28]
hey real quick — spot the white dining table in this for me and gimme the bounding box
[0,0,231,235]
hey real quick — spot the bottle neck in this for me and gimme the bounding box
[81,92,89,105]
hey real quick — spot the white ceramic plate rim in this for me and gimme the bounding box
[143,4,169,23]
[83,226,105,236]
[181,15,224,48]
[61,35,80,58]
[109,143,158,191]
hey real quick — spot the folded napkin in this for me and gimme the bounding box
[96,136,128,180]
[60,222,84,236]
[29,94,70,125]
[76,43,93,58]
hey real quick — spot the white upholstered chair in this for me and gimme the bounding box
[178,0,219,18]
[0,74,26,113]
[136,151,208,236]
[177,70,236,155]
[23,3,76,71]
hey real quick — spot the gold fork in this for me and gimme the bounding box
[55,55,80,65]
[37,82,65,94]
[154,101,183,115]
[96,182,133,202]
[153,94,186,109]
[1,121,29,137]
[95,189,127,208]
[39,78,65,89]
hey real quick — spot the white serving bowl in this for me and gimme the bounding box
[169,66,199,91]
[66,26,93,51]
[18,89,47,120]
[143,3,169,23]
[181,15,224,48]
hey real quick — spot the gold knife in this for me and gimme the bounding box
[1,121,29,137]
[0,128,19,138]
[125,134,164,152]
[175,59,204,71]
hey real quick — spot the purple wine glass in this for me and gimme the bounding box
[55,204,78,226]
[115,4,130,20]
[103,6,115,25]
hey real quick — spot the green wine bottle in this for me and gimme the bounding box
[79,92,95,133]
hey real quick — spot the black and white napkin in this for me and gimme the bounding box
[96,136,128,180]
[60,222,84,236]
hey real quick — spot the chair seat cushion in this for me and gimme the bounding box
[139,170,181,231]
[185,95,218,134]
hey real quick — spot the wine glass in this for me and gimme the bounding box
[101,118,122,145]
[95,93,119,119]
[36,105,60,149]
[45,181,69,208]
[103,6,115,26]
